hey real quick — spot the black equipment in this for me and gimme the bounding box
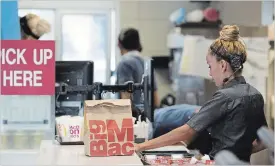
[56,61,94,101]
[55,59,155,122]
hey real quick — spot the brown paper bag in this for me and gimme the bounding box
[84,99,134,157]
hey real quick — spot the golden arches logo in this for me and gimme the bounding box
[58,124,67,136]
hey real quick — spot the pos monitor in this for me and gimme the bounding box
[55,61,94,101]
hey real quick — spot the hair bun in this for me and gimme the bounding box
[219,25,240,41]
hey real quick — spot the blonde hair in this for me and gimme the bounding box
[22,13,51,39]
[209,25,247,72]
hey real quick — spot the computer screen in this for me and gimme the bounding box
[55,61,94,101]
[143,58,155,122]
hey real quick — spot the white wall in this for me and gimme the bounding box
[120,1,269,57]
[211,1,263,27]
[120,1,201,57]
[212,1,274,27]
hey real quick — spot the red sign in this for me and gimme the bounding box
[0,40,55,95]
[88,118,134,157]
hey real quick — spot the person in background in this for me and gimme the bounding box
[19,13,51,40]
[116,27,160,110]
[135,25,268,162]
[116,28,202,142]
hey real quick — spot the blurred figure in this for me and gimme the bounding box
[116,27,160,108]
[19,13,51,40]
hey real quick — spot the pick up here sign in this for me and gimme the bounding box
[0,40,55,95]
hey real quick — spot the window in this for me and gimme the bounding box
[61,14,109,83]
[18,9,55,40]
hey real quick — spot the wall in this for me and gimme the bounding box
[120,1,202,57]
[212,1,274,27]
[119,1,269,100]
[120,1,270,57]
[211,1,262,27]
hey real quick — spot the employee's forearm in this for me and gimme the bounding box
[139,125,189,151]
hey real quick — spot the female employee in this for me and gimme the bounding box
[135,25,268,162]
[19,13,51,40]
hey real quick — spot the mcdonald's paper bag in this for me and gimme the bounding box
[56,116,84,143]
[84,99,134,157]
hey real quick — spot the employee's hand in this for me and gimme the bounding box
[135,143,143,153]
[135,124,196,154]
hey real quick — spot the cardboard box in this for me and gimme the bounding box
[84,99,134,157]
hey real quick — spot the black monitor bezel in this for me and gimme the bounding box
[55,61,94,101]
[143,58,155,122]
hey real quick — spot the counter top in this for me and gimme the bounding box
[36,140,143,165]
[0,141,189,165]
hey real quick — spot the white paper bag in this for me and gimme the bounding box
[56,116,84,142]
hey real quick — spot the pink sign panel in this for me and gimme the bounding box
[0,40,55,95]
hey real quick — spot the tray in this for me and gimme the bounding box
[141,150,194,158]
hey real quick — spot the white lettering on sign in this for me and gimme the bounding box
[0,48,54,89]
[33,49,53,65]
[0,48,27,65]
[0,41,55,95]
[3,70,43,87]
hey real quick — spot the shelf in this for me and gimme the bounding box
[176,20,222,29]
[189,1,211,3]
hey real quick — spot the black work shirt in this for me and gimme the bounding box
[186,76,267,162]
